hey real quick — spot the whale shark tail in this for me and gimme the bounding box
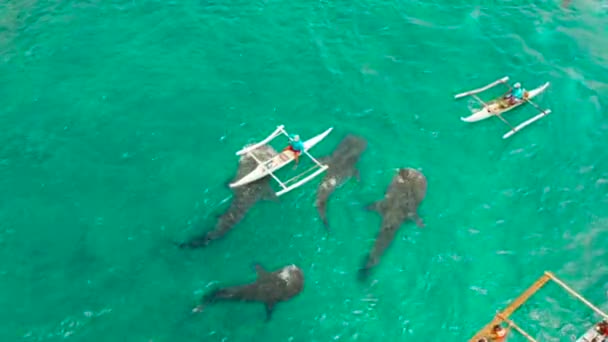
[203,288,238,303]
[358,254,379,281]
[321,216,329,230]
[357,267,371,281]
[315,198,330,231]
[190,289,238,314]
[176,234,211,249]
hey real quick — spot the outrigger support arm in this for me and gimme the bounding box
[524,98,549,115]
[276,165,328,197]
[454,76,509,99]
[303,149,324,167]
[545,271,608,320]
[246,150,288,190]
[496,312,538,342]
[283,130,327,168]
[236,125,285,156]
[502,110,552,139]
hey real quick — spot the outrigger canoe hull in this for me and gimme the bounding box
[229,127,333,188]
[461,82,550,123]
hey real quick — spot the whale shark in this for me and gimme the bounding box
[194,263,304,321]
[358,168,427,280]
[179,145,277,248]
[315,135,367,230]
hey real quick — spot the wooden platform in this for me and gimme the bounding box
[469,271,608,341]
[469,273,551,341]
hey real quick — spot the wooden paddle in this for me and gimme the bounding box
[524,98,548,115]
[496,113,517,132]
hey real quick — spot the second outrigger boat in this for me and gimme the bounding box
[469,271,608,342]
[454,76,552,139]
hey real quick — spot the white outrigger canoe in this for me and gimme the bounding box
[454,76,552,139]
[229,125,333,197]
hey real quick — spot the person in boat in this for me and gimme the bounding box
[491,324,508,341]
[596,320,608,336]
[503,82,526,105]
[284,134,304,167]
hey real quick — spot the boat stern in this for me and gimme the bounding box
[461,107,493,122]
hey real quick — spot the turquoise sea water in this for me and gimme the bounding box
[1,0,607,341]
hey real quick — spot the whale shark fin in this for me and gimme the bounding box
[264,302,275,321]
[365,200,385,214]
[254,264,271,280]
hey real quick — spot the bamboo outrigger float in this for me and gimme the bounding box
[470,271,608,342]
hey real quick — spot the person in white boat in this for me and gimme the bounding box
[283,134,304,168]
[596,320,608,336]
[502,82,527,105]
[491,324,508,341]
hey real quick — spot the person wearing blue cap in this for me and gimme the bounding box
[283,134,304,167]
[503,82,526,105]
